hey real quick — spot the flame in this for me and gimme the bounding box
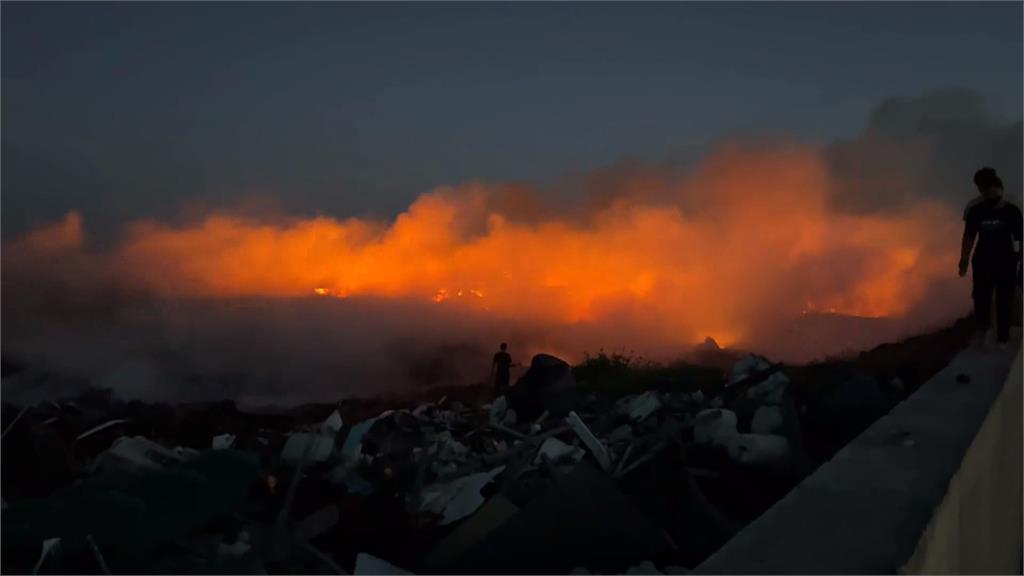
[5,145,966,355]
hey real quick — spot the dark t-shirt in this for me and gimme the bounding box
[493,351,511,379]
[964,198,1022,265]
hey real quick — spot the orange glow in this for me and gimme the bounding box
[6,145,966,354]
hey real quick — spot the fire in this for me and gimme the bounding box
[4,145,967,356]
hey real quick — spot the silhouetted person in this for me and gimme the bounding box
[959,167,1022,348]
[491,342,512,393]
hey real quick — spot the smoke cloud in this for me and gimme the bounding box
[2,90,1017,405]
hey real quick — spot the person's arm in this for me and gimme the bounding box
[959,208,978,277]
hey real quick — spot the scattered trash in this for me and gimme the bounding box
[425,494,520,569]
[322,410,344,434]
[341,417,379,464]
[211,433,236,450]
[534,437,584,465]
[419,466,506,526]
[693,409,737,445]
[0,337,938,575]
[744,371,789,404]
[726,354,772,386]
[565,411,611,470]
[91,435,186,474]
[617,391,662,422]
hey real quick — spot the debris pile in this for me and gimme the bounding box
[1,336,956,574]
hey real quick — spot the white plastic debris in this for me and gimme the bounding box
[32,537,61,575]
[355,552,413,575]
[91,436,185,474]
[745,371,789,404]
[617,391,662,422]
[727,354,772,386]
[534,437,584,465]
[330,465,376,494]
[341,417,378,464]
[75,419,126,442]
[437,437,470,463]
[281,433,335,464]
[692,409,738,445]
[564,411,611,470]
[419,466,506,526]
[489,396,508,426]
[211,434,236,450]
[321,410,344,435]
[723,434,790,469]
[750,405,784,435]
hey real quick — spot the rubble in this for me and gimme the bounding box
[418,466,506,526]
[616,391,662,422]
[211,433,236,449]
[1,338,946,575]
[565,411,611,470]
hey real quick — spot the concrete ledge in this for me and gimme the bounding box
[695,344,1021,575]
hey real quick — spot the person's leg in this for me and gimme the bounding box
[973,263,995,343]
[995,263,1015,343]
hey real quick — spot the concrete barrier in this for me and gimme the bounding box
[696,344,1022,574]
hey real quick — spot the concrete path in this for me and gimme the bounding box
[696,340,1021,574]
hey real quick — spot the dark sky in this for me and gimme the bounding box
[3,2,1022,238]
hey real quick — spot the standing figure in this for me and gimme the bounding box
[959,167,1022,348]
[491,342,512,393]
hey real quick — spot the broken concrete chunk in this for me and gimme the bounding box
[341,417,378,464]
[692,409,738,445]
[355,552,413,575]
[534,437,584,465]
[211,433,236,450]
[425,494,520,569]
[321,410,344,435]
[91,436,186,474]
[745,371,789,404]
[489,396,508,426]
[281,433,335,464]
[419,466,506,526]
[616,391,662,422]
[564,411,611,470]
[750,405,784,435]
[726,354,772,386]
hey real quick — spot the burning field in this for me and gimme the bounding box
[2,140,980,403]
